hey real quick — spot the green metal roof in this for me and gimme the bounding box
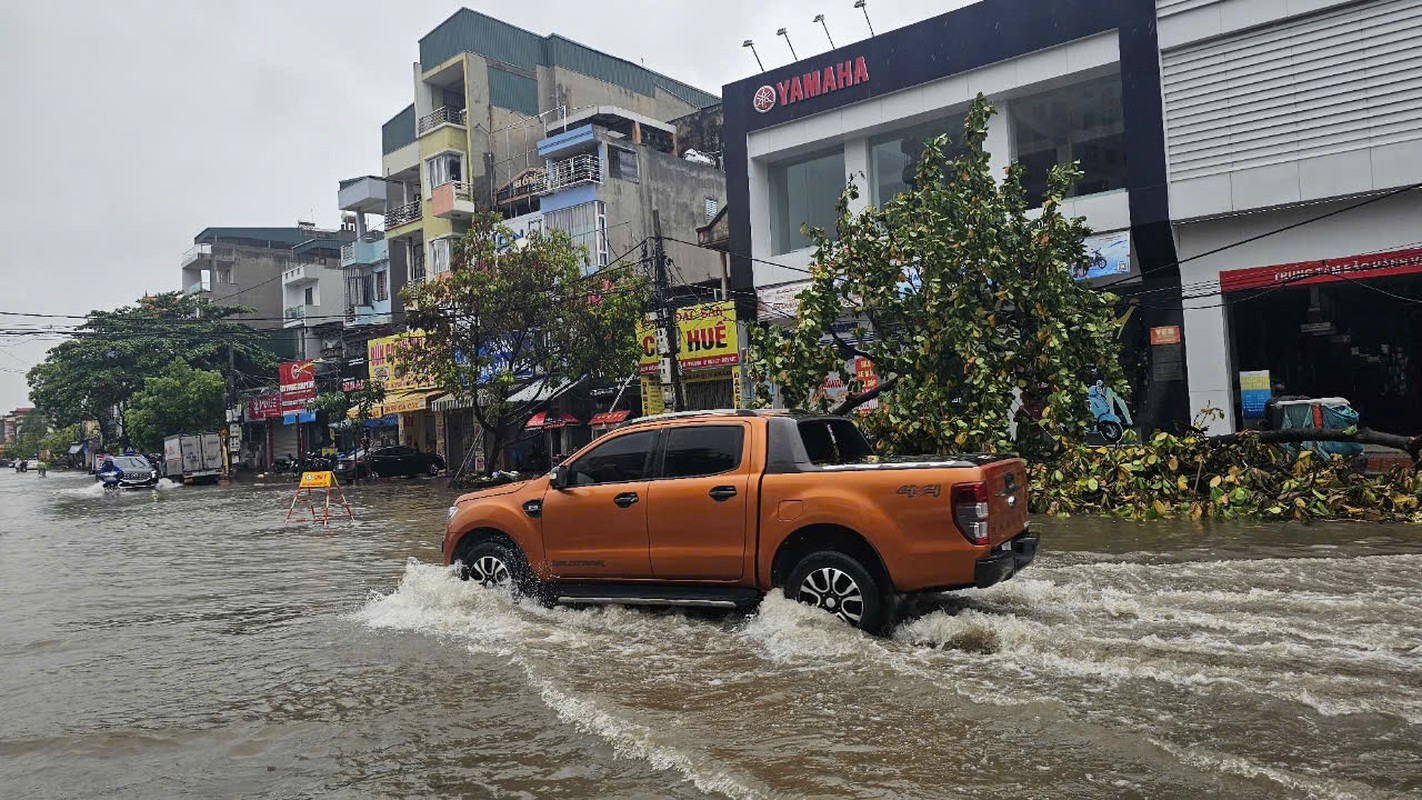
[419,9,719,112]
[382,104,416,155]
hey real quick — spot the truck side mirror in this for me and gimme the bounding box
[550,464,570,491]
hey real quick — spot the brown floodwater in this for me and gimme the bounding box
[2,469,1419,799]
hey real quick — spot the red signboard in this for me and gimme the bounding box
[1149,325,1182,346]
[279,360,317,414]
[1218,247,1422,293]
[246,393,281,421]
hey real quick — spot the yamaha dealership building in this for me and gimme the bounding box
[721,0,1422,435]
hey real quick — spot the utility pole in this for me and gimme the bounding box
[225,342,236,481]
[651,210,682,412]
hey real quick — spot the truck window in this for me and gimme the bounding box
[568,430,657,486]
[659,425,744,479]
[797,418,874,465]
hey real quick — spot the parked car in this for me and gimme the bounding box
[337,446,444,479]
[0,457,13,469]
[96,455,160,490]
[443,410,1036,635]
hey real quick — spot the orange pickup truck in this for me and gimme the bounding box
[443,410,1037,634]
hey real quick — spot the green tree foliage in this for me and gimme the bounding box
[400,212,649,470]
[26,293,279,440]
[747,95,1126,457]
[1032,432,1422,523]
[11,411,52,459]
[122,361,227,451]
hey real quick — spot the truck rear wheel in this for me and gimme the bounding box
[784,551,893,635]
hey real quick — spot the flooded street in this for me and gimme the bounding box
[2,470,1420,799]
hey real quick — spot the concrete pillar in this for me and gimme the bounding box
[843,136,871,216]
[985,100,1012,182]
[1183,285,1236,434]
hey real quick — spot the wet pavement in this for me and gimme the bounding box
[1,469,1420,799]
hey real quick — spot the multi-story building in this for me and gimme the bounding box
[282,237,348,361]
[180,225,353,332]
[720,0,1422,436]
[367,8,726,469]
[377,8,722,295]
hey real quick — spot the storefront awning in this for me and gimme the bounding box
[383,391,442,415]
[431,393,477,412]
[526,411,580,430]
[588,410,631,427]
[509,377,577,404]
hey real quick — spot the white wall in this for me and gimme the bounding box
[1162,0,1422,220]
[744,31,1122,290]
[1176,190,1422,432]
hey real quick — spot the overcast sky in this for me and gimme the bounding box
[0,0,971,412]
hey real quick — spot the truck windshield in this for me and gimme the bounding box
[797,418,874,465]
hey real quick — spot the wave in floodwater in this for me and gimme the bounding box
[356,553,1422,799]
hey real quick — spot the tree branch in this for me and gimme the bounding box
[832,376,898,416]
[1209,427,1422,463]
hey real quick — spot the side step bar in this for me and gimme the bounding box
[551,584,762,611]
[556,596,739,609]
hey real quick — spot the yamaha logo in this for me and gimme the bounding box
[752,85,777,114]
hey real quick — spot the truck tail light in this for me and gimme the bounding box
[952,481,990,545]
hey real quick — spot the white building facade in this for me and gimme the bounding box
[722,0,1422,434]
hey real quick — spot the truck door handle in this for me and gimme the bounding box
[708,486,737,501]
[613,492,639,508]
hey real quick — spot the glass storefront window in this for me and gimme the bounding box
[1011,73,1127,206]
[870,114,968,207]
[769,148,845,255]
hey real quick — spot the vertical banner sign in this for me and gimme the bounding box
[640,376,665,415]
[279,361,317,415]
[1239,370,1272,420]
[853,357,880,414]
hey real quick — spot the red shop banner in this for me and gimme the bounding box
[1219,247,1422,293]
[279,360,317,414]
[246,393,281,421]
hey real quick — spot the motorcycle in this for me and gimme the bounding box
[1088,381,1127,443]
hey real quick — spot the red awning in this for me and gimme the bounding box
[526,411,580,429]
[588,410,631,427]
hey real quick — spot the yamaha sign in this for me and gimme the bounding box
[754,56,871,114]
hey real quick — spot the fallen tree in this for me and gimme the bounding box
[1209,428,1422,464]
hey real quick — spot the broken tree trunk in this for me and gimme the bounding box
[1209,428,1422,464]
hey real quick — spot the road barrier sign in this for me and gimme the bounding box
[286,471,354,526]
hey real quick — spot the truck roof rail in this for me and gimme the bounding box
[618,409,762,428]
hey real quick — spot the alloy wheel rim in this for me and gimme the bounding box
[797,567,865,624]
[470,556,511,589]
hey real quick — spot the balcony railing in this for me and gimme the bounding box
[543,154,601,193]
[416,106,467,135]
[183,281,207,296]
[281,264,316,285]
[180,243,211,267]
[385,199,422,229]
[284,305,306,320]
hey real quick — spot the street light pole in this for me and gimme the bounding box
[813,14,836,48]
[742,39,764,72]
[776,27,799,61]
[854,0,875,37]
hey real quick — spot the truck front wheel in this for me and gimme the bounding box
[784,551,893,635]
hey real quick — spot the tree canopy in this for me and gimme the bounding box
[747,94,1127,457]
[122,361,227,451]
[26,292,279,441]
[399,212,649,472]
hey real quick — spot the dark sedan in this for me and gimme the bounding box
[335,446,444,479]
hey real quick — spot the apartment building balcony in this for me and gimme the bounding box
[345,305,392,328]
[338,176,388,214]
[431,181,477,220]
[416,106,467,136]
[183,281,207,296]
[340,238,389,268]
[283,304,319,328]
[543,154,601,194]
[281,264,319,286]
[180,243,212,268]
[385,199,423,234]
